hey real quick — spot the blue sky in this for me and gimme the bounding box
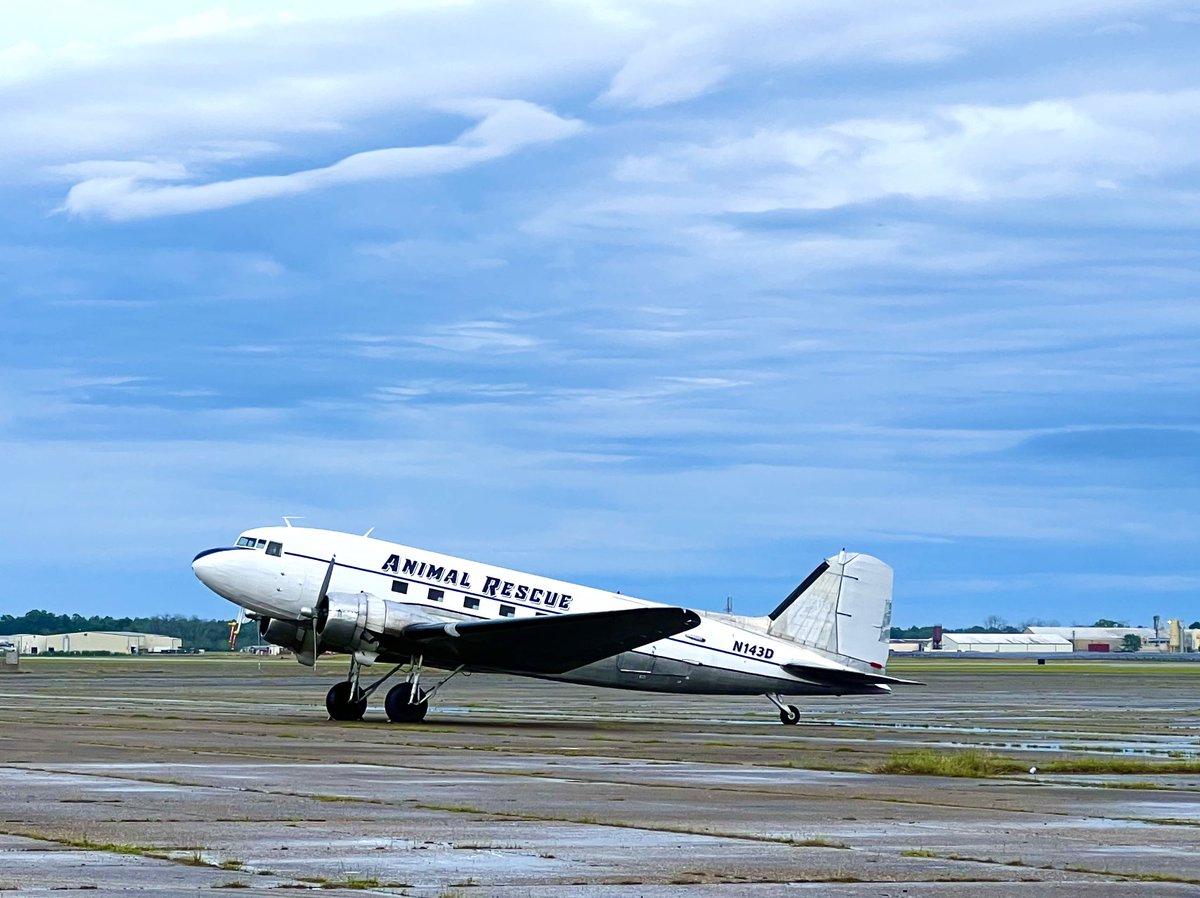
[2,1,1198,628]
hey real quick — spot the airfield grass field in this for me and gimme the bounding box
[2,655,1199,896]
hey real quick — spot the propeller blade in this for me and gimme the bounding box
[297,624,317,667]
[297,554,337,667]
[317,554,336,601]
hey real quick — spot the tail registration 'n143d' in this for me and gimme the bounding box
[192,526,918,726]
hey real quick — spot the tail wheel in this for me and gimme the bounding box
[325,680,367,721]
[779,704,801,726]
[385,682,429,723]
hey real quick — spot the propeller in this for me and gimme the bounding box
[297,554,335,667]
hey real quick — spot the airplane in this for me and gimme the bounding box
[191,524,918,725]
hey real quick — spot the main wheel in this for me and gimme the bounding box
[779,704,801,726]
[385,683,429,723]
[325,680,367,721]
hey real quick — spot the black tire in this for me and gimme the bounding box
[385,682,429,723]
[779,704,801,726]
[326,680,367,721]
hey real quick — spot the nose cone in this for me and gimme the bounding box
[192,547,235,598]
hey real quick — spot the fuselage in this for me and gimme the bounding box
[192,526,888,698]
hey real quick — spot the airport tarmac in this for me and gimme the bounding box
[1,657,1199,896]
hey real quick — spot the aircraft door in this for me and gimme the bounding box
[271,550,310,616]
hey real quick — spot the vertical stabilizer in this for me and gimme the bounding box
[768,552,893,669]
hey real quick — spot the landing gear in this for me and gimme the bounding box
[385,654,432,724]
[325,680,367,721]
[384,682,428,722]
[326,655,368,721]
[325,653,465,723]
[766,693,801,726]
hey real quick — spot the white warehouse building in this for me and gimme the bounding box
[10,632,182,655]
[1024,626,1161,652]
[941,633,1073,654]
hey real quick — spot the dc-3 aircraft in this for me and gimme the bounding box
[191,525,918,725]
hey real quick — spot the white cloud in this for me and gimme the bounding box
[603,90,1199,215]
[1095,20,1147,33]
[410,319,544,354]
[599,0,1176,108]
[4,1,1199,621]
[50,159,189,181]
[0,2,631,174]
[372,380,535,403]
[60,100,583,220]
[128,9,281,45]
[602,26,730,108]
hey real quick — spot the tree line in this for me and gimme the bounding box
[0,610,246,652]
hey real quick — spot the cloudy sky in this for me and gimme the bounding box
[3,0,1198,627]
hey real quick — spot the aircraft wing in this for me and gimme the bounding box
[399,606,702,674]
[782,663,924,688]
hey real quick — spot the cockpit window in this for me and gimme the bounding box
[266,541,283,557]
[236,537,255,548]
[256,539,267,548]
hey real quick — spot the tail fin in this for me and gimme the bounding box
[767,551,893,669]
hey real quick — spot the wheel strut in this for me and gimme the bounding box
[384,661,465,724]
[358,662,406,700]
[766,693,801,726]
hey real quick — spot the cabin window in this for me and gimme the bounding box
[391,580,408,594]
[499,604,515,617]
[463,596,480,610]
[428,588,444,602]
[266,541,282,557]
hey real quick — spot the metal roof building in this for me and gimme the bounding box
[10,632,182,655]
[1025,626,1158,652]
[941,633,1072,653]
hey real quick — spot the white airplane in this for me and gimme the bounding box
[191,525,917,724]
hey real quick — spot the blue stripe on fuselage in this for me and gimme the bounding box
[281,550,803,673]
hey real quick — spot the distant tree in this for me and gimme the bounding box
[890,626,936,640]
[1020,618,1059,629]
[0,610,239,651]
[1093,618,1123,628]
[1120,633,1142,652]
[1189,621,1200,630]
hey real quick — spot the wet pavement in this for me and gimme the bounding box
[1,657,1198,895]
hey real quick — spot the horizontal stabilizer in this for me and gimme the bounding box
[401,606,701,674]
[783,662,924,688]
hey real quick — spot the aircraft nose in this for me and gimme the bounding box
[191,548,227,590]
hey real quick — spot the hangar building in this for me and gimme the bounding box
[941,633,1072,653]
[1024,626,1158,652]
[10,632,182,655]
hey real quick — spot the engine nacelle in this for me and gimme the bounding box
[315,590,427,657]
[316,591,373,653]
[263,618,307,653]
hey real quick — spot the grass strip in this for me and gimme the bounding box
[874,749,1200,777]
